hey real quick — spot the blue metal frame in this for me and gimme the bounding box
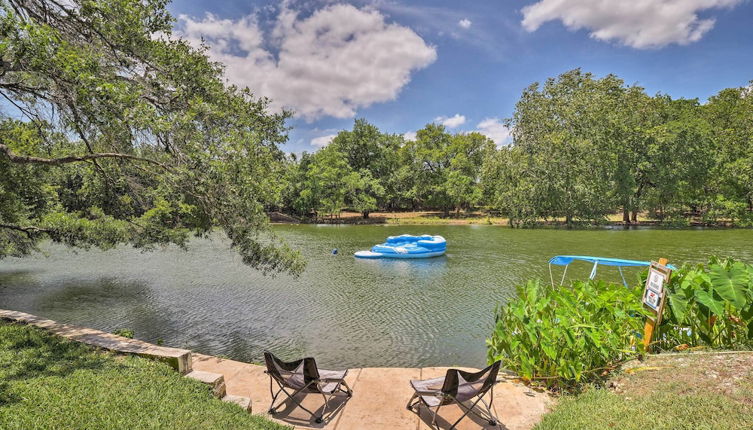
[548,255,676,286]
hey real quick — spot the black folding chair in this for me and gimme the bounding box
[263,351,352,424]
[407,361,501,429]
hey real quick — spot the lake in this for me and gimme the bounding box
[1,225,752,369]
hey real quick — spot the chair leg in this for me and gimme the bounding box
[340,380,353,397]
[432,404,442,429]
[451,393,500,428]
[267,379,320,421]
[268,378,283,414]
[406,392,418,411]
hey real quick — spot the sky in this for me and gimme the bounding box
[167,0,753,153]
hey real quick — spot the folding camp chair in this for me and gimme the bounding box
[263,351,352,424]
[407,361,501,429]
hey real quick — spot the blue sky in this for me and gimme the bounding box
[168,0,753,153]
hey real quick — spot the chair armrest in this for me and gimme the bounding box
[318,378,347,383]
[412,389,444,397]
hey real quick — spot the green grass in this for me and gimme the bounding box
[535,354,753,430]
[536,388,753,430]
[0,322,290,430]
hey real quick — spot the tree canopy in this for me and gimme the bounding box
[278,70,752,228]
[0,0,303,274]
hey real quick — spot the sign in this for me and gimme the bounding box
[643,288,661,311]
[642,262,671,318]
[642,259,673,352]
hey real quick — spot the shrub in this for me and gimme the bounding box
[655,257,753,350]
[487,279,648,390]
[113,328,134,339]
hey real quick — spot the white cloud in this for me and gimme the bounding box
[476,118,511,146]
[434,114,466,128]
[458,18,472,29]
[403,131,417,141]
[310,134,337,148]
[521,0,742,49]
[177,4,437,121]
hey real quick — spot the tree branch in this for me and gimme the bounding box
[0,143,172,170]
[0,223,52,238]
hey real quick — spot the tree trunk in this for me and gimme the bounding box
[631,210,638,223]
[362,211,370,219]
[565,214,573,229]
[623,207,630,224]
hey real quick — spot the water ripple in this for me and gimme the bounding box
[1,226,752,368]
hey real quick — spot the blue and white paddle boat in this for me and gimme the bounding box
[354,234,446,259]
[548,255,677,286]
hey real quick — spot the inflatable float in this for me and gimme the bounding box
[354,234,446,259]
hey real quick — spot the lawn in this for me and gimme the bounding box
[536,352,753,430]
[0,321,290,430]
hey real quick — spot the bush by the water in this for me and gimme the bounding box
[488,257,753,391]
[486,279,649,390]
[655,257,753,350]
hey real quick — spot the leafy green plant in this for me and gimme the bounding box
[487,279,649,390]
[113,328,134,339]
[655,257,753,350]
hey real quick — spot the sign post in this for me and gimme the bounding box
[642,257,672,352]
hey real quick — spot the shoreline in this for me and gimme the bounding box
[269,211,750,229]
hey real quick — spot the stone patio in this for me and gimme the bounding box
[192,354,552,430]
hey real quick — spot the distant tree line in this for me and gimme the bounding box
[277,120,494,219]
[272,69,753,227]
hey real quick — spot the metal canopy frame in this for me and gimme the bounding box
[548,255,676,287]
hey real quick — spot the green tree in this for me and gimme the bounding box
[704,83,753,224]
[402,124,492,216]
[640,96,713,222]
[0,0,302,274]
[504,69,620,226]
[445,132,494,215]
[329,118,401,213]
[345,170,384,218]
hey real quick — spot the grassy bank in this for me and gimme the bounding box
[536,352,753,430]
[0,322,289,430]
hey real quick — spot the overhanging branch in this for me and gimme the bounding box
[0,143,171,170]
[0,223,52,238]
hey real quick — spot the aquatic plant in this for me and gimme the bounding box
[655,257,753,350]
[487,279,648,390]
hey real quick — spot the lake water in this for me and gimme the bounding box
[1,225,752,368]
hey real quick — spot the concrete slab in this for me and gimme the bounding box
[415,367,552,430]
[415,367,502,430]
[193,354,356,429]
[335,367,421,430]
[491,380,552,430]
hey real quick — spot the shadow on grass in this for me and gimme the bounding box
[0,381,21,406]
[0,323,122,383]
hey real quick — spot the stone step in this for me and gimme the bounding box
[186,370,226,398]
[223,394,253,413]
